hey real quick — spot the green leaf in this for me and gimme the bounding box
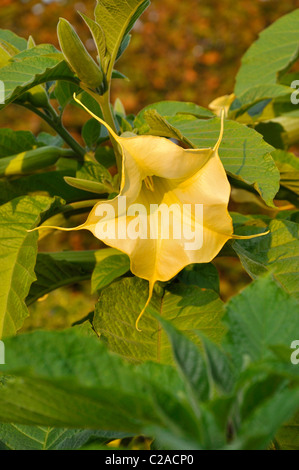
[276,412,299,450]
[237,388,299,450]
[136,112,280,207]
[27,248,121,305]
[135,100,214,131]
[233,218,299,299]
[82,119,103,149]
[272,149,299,196]
[0,29,27,52]
[0,129,38,158]
[233,9,299,110]
[0,196,55,338]
[37,132,64,148]
[94,0,150,75]
[0,423,127,450]
[0,46,77,109]
[91,253,130,293]
[93,277,224,363]
[200,336,235,394]
[0,171,97,206]
[158,317,210,402]
[27,253,92,306]
[177,263,220,293]
[0,329,198,439]
[54,81,79,110]
[0,425,82,450]
[79,12,107,66]
[224,276,299,365]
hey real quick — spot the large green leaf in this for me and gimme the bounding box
[233,9,299,111]
[0,288,298,449]
[0,329,200,442]
[0,424,125,450]
[0,196,55,338]
[94,0,150,75]
[136,112,279,206]
[232,217,299,299]
[224,276,299,365]
[0,46,77,109]
[93,277,224,363]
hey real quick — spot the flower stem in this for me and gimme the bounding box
[20,102,86,159]
[81,85,122,174]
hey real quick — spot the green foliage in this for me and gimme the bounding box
[0,45,76,110]
[0,277,298,450]
[94,0,150,76]
[93,277,224,363]
[233,217,299,299]
[0,2,298,451]
[0,196,56,338]
[233,9,299,111]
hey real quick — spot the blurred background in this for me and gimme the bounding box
[2,0,299,126]
[1,0,298,329]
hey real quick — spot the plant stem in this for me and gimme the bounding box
[20,102,86,159]
[81,85,122,174]
[99,90,118,134]
[99,89,122,173]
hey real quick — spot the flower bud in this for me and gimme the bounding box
[57,18,105,91]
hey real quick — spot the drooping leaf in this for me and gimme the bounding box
[0,196,55,338]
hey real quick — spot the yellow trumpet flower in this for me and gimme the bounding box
[32,95,268,330]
